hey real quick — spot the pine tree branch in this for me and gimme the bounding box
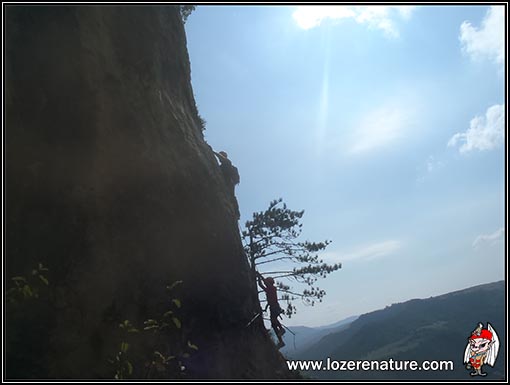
[255,256,297,265]
[259,270,294,276]
[278,288,308,298]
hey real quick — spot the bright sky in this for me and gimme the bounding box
[185,5,506,327]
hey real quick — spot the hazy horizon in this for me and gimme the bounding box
[312,278,504,329]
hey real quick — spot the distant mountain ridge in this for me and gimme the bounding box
[316,315,359,330]
[281,315,358,357]
[294,281,505,380]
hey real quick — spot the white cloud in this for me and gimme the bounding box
[293,6,416,37]
[460,6,505,65]
[324,240,402,263]
[417,155,444,184]
[396,6,415,21]
[349,106,411,154]
[426,155,443,173]
[473,227,505,248]
[293,6,355,30]
[448,104,505,153]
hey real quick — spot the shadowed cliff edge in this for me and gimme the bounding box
[5,6,295,379]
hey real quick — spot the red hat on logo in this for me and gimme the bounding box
[470,329,493,341]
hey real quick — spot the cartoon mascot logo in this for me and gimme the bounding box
[463,322,500,377]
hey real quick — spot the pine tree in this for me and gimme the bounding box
[242,198,341,318]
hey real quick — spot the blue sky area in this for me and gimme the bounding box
[185,5,506,327]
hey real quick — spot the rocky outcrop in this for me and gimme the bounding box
[5,6,293,379]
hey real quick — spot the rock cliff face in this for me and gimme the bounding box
[5,6,292,379]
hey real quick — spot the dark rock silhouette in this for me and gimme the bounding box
[5,6,292,379]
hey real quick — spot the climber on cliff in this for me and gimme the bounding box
[213,150,240,220]
[256,271,286,349]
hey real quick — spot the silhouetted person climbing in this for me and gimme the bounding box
[214,151,240,220]
[257,271,286,348]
